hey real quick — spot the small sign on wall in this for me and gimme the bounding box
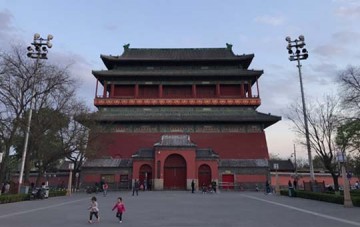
[273,163,279,170]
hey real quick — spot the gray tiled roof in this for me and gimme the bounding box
[99,47,254,70]
[219,159,268,168]
[118,48,244,60]
[132,148,154,159]
[154,135,196,147]
[93,107,281,128]
[92,68,263,79]
[82,158,132,168]
[196,148,219,159]
[269,159,295,171]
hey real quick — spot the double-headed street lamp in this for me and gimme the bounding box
[18,33,53,193]
[286,35,315,181]
[337,151,353,207]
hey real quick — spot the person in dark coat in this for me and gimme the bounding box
[132,179,139,196]
[191,180,195,193]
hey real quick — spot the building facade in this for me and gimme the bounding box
[82,44,281,191]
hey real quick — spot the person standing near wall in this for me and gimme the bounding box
[191,180,195,193]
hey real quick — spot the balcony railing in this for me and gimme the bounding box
[94,97,261,106]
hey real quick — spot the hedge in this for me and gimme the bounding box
[280,189,360,207]
[0,189,67,204]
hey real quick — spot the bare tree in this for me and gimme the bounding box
[339,66,360,116]
[286,96,343,190]
[0,45,78,186]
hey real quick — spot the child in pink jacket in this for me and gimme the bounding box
[112,197,126,223]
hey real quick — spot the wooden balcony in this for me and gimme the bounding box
[94,97,261,107]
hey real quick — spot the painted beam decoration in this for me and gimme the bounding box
[94,98,261,106]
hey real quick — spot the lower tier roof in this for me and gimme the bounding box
[90,107,281,128]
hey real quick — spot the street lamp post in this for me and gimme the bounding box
[286,35,315,181]
[0,152,3,195]
[337,152,353,208]
[18,33,53,193]
[274,163,280,195]
[291,144,297,176]
[67,163,74,196]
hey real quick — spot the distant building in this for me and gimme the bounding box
[81,44,281,190]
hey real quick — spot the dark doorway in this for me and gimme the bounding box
[198,164,211,190]
[139,164,152,190]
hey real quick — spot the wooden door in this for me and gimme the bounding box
[164,154,186,190]
[222,174,234,190]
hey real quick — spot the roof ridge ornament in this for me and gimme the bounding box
[123,43,130,51]
[226,43,233,50]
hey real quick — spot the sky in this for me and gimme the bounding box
[1,0,360,161]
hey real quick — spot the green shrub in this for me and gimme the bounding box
[49,189,66,197]
[0,189,66,204]
[281,189,360,207]
[352,196,360,207]
[0,194,29,204]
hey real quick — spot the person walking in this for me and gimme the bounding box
[288,180,293,197]
[88,196,100,223]
[211,181,217,193]
[265,180,271,194]
[112,197,126,223]
[102,182,108,197]
[132,179,139,196]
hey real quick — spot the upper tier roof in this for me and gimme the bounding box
[100,45,255,70]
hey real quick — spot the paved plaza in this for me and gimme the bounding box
[0,190,359,227]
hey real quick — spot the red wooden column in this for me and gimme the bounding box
[159,84,163,98]
[216,84,221,97]
[135,84,139,98]
[95,79,99,98]
[248,80,252,98]
[256,77,260,98]
[110,84,114,98]
[103,81,107,98]
[192,84,197,98]
[240,83,245,98]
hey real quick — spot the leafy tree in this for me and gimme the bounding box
[0,45,85,187]
[336,119,360,154]
[312,155,325,170]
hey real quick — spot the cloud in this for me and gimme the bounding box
[0,9,17,46]
[49,51,96,109]
[254,15,284,26]
[312,44,346,58]
[335,5,360,18]
[0,9,13,31]
[332,31,360,43]
[103,24,118,31]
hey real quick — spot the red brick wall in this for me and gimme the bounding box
[95,132,269,159]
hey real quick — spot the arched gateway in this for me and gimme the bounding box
[198,164,211,189]
[164,154,186,190]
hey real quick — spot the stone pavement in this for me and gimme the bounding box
[0,190,359,227]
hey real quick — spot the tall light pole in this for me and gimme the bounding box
[291,144,297,176]
[286,35,315,181]
[18,33,53,193]
[0,152,3,195]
